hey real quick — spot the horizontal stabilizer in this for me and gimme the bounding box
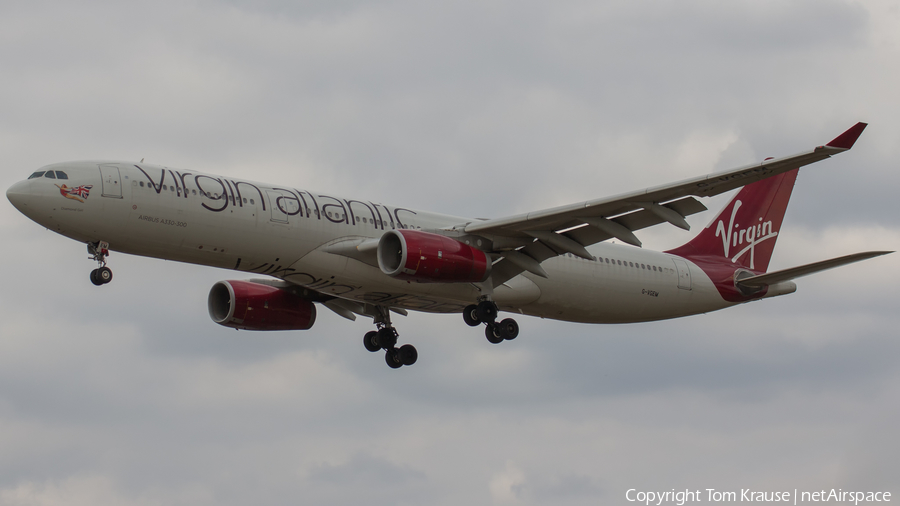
[737,251,892,288]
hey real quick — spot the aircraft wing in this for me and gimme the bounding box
[736,251,893,289]
[462,122,867,284]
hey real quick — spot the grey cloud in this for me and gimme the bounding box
[307,452,427,485]
[1,0,899,505]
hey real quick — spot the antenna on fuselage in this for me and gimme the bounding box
[140,158,144,163]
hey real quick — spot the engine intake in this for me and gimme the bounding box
[377,229,491,283]
[208,280,317,331]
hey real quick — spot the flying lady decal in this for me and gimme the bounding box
[55,184,93,203]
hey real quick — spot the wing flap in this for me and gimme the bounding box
[565,196,706,250]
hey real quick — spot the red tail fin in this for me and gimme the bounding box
[665,169,798,272]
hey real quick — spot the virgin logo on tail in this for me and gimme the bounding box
[665,169,796,274]
[715,200,778,270]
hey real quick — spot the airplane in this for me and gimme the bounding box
[6,122,891,369]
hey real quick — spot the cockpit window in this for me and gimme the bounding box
[44,171,56,179]
[55,171,68,179]
[28,171,45,179]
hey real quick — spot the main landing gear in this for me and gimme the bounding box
[363,306,417,369]
[360,300,517,369]
[88,241,113,286]
[463,299,519,344]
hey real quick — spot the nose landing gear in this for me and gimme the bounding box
[464,299,519,344]
[88,241,113,286]
[363,306,417,369]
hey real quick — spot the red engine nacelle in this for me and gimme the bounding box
[208,280,317,331]
[377,229,491,283]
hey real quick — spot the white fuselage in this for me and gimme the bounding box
[8,161,743,324]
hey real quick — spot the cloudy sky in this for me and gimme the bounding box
[2,0,899,504]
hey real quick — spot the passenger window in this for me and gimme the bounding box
[617,260,622,265]
[243,198,247,204]
[55,171,68,179]
[163,185,167,190]
[44,171,56,179]
[139,181,144,187]
[171,186,175,192]
[250,199,254,205]
[28,171,44,179]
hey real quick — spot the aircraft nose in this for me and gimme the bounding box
[6,180,31,212]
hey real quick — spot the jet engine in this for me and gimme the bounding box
[377,229,491,283]
[208,280,317,331]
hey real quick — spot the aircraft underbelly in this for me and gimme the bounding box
[523,255,728,324]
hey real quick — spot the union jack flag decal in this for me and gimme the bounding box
[56,184,93,203]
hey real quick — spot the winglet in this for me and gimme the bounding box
[826,122,867,150]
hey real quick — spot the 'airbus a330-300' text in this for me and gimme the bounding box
[7,122,892,368]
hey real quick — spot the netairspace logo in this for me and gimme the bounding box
[625,488,892,505]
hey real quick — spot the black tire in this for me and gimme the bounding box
[485,324,503,344]
[476,301,497,323]
[363,331,380,352]
[399,344,418,366]
[463,304,480,326]
[498,318,519,340]
[89,269,103,286]
[375,328,397,349]
[98,266,113,284]
[385,348,403,369]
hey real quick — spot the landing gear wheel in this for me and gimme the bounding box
[476,301,498,323]
[363,331,380,352]
[97,266,113,284]
[399,344,418,366]
[497,318,519,341]
[375,328,397,349]
[498,318,519,340]
[88,241,112,285]
[385,348,403,369]
[485,324,504,344]
[463,304,480,327]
